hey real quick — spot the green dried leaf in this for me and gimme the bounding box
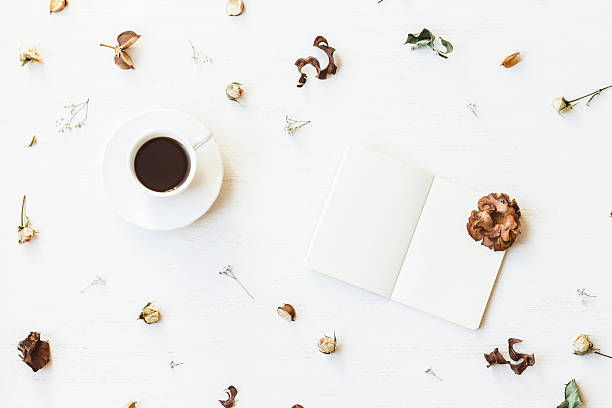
[439,37,453,54]
[557,379,583,408]
[405,28,434,49]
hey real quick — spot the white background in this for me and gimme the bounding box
[2,0,612,407]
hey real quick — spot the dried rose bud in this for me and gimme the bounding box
[277,304,296,321]
[50,0,67,13]
[318,333,337,354]
[226,0,244,16]
[573,334,594,355]
[18,226,37,243]
[122,403,137,408]
[500,52,521,68]
[138,302,161,324]
[19,46,43,66]
[100,30,141,70]
[226,82,244,101]
[552,97,573,114]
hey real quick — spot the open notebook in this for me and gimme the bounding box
[305,145,505,329]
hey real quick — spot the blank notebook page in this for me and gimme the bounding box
[390,178,505,329]
[304,145,433,297]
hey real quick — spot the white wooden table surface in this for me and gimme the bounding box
[2,0,612,406]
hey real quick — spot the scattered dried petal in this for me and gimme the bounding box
[19,46,43,66]
[292,405,304,408]
[277,304,296,321]
[138,302,161,324]
[18,332,51,372]
[467,193,521,251]
[219,385,238,408]
[117,31,140,49]
[50,0,67,13]
[294,36,337,88]
[318,333,337,354]
[226,0,244,16]
[501,52,521,68]
[122,403,137,408]
[484,347,508,367]
[484,338,535,375]
[226,82,244,101]
[100,31,140,69]
[115,50,134,70]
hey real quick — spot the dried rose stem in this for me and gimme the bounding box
[594,351,612,359]
[567,85,612,104]
[20,195,26,227]
[99,44,115,49]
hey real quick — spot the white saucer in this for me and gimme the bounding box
[102,109,224,231]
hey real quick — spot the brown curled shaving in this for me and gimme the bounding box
[219,385,238,408]
[294,36,337,88]
[484,338,535,375]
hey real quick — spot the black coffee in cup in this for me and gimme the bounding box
[134,137,190,192]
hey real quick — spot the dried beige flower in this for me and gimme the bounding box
[318,333,337,354]
[100,31,141,69]
[552,97,573,114]
[50,0,67,13]
[226,0,244,16]
[500,52,521,68]
[572,334,593,355]
[277,304,296,321]
[226,82,244,101]
[122,402,137,408]
[18,196,38,244]
[19,46,43,66]
[138,302,161,324]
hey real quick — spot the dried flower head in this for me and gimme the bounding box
[56,98,89,133]
[138,302,161,324]
[19,46,43,66]
[18,332,51,372]
[122,402,137,408]
[219,385,238,408]
[226,82,244,102]
[18,195,38,244]
[226,0,244,16]
[295,36,337,88]
[100,31,140,69]
[552,97,573,114]
[277,304,296,321]
[405,28,453,59]
[467,193,521,251]
[484,338,535,375]
[50,0,67,13]
[572,334,612,359]
[500,52,521,68]
[318,333,337,354]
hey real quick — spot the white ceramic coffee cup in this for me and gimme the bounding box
[128,128,212,198]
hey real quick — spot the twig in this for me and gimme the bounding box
[219,265,254,299]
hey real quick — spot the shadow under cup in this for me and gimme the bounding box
[132,136,192,193]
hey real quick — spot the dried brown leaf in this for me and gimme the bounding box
[501,52,521,68]
[219,385,238,408]
[484,347,508,367]
[294,35,337,88]
[18,332,51,372]
[117,31,140,50]
[114,51,134,70]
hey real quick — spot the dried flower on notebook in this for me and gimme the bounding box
[19,46,43,66]
[500,52,521,68]
[219,385,238,408]
[100,31,140,69]
[226,0,244,16]
[219,265,254,298]
[56,98,89,132]
[404,29,453,59]
[284,116,311,136]
[50,0,67,13]
[138,302,161,324]
[484,338,534,375]
[226,82,245,102]
[318,333,337,354]
[18,332,50,372]
[467,193,521,251]
[553,84,612,113]
[557,379,583,408]
[572,334,612,359]
[277,303,296,321]
[18,195,38,244]
[295,36,337,88]
[189,40,211,64]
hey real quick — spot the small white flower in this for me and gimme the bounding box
[18,226,37,244]
[573,334,593,355]
[318,333,337,354]
[552,97,573,114]
[226,82,244,101]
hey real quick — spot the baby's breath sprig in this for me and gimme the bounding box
[219,265,254,299]
[467,103,478,117]
[80,275,106,293]
[56,98,89,133]
[169,360,183,369]
[284,115,311,136]
[189,40,211,64]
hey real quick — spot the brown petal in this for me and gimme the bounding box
[117,31,140,50]
[501,52,521,68]
[484,347,508,367]
[292,406,305,408]
[508,338,524,361]
[313,35,337,79]
[277,304,297,321]
[295,56,321,88]
[18,332,51,372]
[219,385,238,408]
[50,0,67,13]
[115,50,134,69]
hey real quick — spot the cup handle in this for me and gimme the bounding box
[192,128,212,150]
